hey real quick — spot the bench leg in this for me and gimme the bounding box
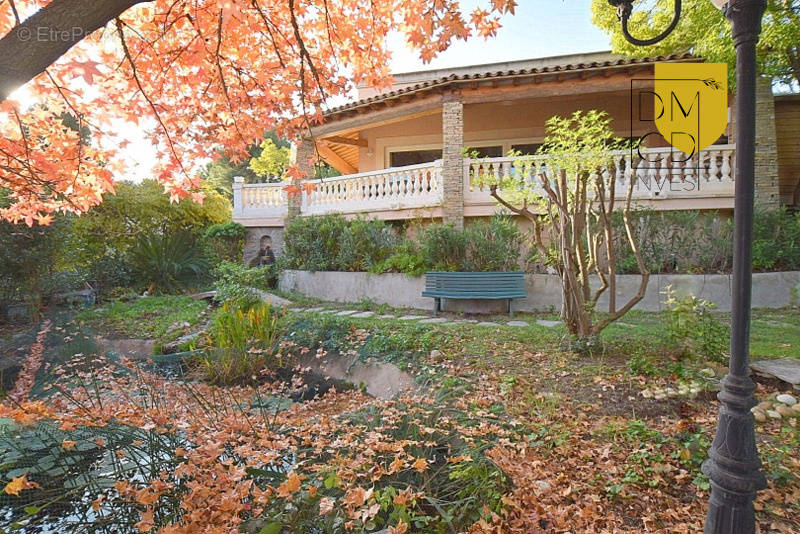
[508,299,513,319]
[434,298,440,317]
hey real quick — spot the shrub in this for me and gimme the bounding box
[465,215,522,271]
[283,215,397,272]
[419,223,468,271]
[283,214,349,271]
[213,260,278,305]
[204,222,246,263]
[130,232,208,293]
[614,210,733,274]
[369,241,427,276]
[337,218,398,271]
[661,286,729,363]
[752,208,800,271]
[197,301,286,384]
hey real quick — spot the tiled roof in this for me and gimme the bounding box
[323,53,696,117]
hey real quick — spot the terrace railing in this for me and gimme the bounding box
[233,144,735,222]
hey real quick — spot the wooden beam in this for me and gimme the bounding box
[316,143,358,175]
[322,135,368,147]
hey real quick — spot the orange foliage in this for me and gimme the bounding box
[0,0,517,225]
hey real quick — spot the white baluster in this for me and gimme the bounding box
[721,150,731,182]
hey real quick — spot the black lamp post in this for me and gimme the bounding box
[608,1,768,532]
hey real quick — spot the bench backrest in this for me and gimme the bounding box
[423,271,527,298]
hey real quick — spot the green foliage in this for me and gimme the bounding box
[752,208,800,271]
[369,241,427,277]
[130,232,209,293]
[591,0,800,89]
[60,180,229,290]
[661,287,730,363]
[614,210,733,274]
[464,215,522,271]
[337,218,399,271]
[197,301,286,384]
[419,224,468,271]
[283,215,397,272]
[248,138,291,180]
[212,261,278,306]
[204,222,246,263]
[0,217,63,320]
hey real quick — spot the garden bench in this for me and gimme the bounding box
[421,271,527,317]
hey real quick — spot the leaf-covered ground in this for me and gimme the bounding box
[0,302,798,533]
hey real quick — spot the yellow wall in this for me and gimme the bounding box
[355,92,654,173]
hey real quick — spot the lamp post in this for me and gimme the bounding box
[608,1,767,532]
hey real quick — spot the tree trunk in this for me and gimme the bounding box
[0,0,152,102]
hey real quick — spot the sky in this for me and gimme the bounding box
[76,1,614,183]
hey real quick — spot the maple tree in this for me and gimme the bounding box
[0,0,517,226]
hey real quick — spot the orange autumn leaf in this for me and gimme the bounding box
[92,495,104,512]
[412,457,429,472]
[389,521,409,534]
[301,182,317,195]
[61,439,76,450]
[4,474,39,496]
[276,471,302,497]
[283,184,302,197]
[319,496,335,515]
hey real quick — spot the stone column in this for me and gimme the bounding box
[442,93,465,229]
[754,77,779,208]
[288,140,316,220]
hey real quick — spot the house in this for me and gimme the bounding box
[233,51,799,262]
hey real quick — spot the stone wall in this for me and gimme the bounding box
[441,94,464,228]
[755,77,780,208]
[279,269,800,313]
[243,227,285,266]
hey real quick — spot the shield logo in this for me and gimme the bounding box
[654,62,728,155]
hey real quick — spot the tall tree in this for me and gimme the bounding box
[0,0,517,225]
[591,0,800,89]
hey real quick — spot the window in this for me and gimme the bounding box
[467,145,503,158]
[510,143,542,155]
[389,149,442,167]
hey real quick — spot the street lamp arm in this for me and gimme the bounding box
[608,0,682,46]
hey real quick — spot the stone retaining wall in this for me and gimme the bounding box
[279,270,800,313]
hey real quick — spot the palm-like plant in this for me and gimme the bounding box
[130,231,207,293]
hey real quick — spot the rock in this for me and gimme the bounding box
[750,358,800,387]
[699,368,716,378]
[305,307,325,312]
[477,321,500,327]
[430,350,443,359]
[318,310,337,314]
[753,410,767,423]
[350,311,375,318]
[336,310,357,316]
[775,393,797,406]
[665,387,678,398]
[535,481,551,492]
[640,389,653,399]
[766,410,782,420]
[654,393,666,401]
[507,321,529,327]
[535,319,561,327]
[378,314,396,319]
[252,289,294,308]
[792,403,800,414]
[775,404,794,417]
[418,317,448,324]
[757,401,773,411]
[398,315,425,321]
[190,290,216,301]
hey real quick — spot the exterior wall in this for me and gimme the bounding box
[755,78,780,207]
[776,95,800,207]
[357,91,655,174]
[279,269,800,313]
[243,227,285,266]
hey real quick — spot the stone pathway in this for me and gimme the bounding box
[275,298,566,331]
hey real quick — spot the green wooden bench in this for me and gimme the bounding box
[422,271,527,317]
